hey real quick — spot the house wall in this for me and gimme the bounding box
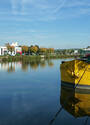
[15,47,22,55]
[0,47,1,55]
[0,47,8,56]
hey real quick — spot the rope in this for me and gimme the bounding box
[49,107,63,125]
[74,64,88,89]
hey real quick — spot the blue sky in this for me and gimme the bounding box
[0,0,90,49]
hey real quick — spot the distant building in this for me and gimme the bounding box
[11,42,18,47]
[14,46,22,55]
[81,46,90,55]
[0,46,8,56]
[74,50,79,55]
[9,42,22,56]
[83,46,90,51]
[0,42,22,56]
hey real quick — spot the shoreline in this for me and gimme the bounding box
[0,55,77,62]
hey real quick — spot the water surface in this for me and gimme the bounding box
[0,59,89,125]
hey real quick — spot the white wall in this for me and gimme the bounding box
[0,47,7,56]
[15,47,22,54]
[0,45,22,56]
[0,47,1,56]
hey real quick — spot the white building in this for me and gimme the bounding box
[74,50,78,54]
[14,46,22,55]
[0,42,22,56]
[82,46,90,51]
[11,42,18,47]
[8,42,22,56]
[83,48,90,51]
[0,46,8,56]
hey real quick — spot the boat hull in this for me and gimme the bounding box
[60,60,90,88]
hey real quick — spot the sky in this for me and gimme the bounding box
[0,0,90,49]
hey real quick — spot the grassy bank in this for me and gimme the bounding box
[0,55,77,62]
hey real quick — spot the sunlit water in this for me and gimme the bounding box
[0,59,89,125]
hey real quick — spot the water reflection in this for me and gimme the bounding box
[40,61,46,68]
[0,60,54,72]
[29,61,39,70]
[60,84,90,118]
[47,60,54,67]
[0,59,60,125]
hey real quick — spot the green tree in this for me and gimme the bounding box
[30,46,39,54]
[39,48,47,54]
[47,48,54,53]
[22,46,29,55]
[6,44,15,54]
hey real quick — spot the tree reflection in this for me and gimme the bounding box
[40,61,46,68]
[0,59,55,72]
[47,60,54,67]
[30,62,39,70]
[22,62,29,72]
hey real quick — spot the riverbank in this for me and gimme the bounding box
[0,55,77,62]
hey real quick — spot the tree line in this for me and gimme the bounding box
[5,43,54,55]
[22,45,54,55]
[6,43,85,56]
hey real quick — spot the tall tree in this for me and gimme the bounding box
[30,46,39,54]
[39,48,47,54]
[47,48,54,53]
[6,43,15,54]
[22,46,29,55]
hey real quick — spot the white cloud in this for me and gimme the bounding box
[0,0,90,21]
[10,0,66,16]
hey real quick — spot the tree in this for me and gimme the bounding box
[22,46,29,55]
[30,46,39,54]
[39,48,47,54]
[6,43,15,54]
[47,48,54,53]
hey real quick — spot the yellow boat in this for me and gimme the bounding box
[60,84,90,117]
[60,59,90,89]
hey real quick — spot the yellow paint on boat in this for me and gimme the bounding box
[60,60,90,86]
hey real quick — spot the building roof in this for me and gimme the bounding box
[11,42,18,47]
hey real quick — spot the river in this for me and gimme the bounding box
[0,59,89,125]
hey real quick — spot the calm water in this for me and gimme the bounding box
[0,59,90,125]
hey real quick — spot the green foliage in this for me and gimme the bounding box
[22,46,28,54]
[6,44,15,53]
[30,46,39,54]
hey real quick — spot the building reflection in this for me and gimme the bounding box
[0,60,54,72]
[7,63,15,73]
[0,62,17,73]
